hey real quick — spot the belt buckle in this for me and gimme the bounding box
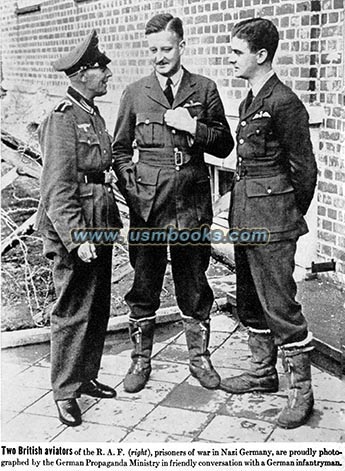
[104,167,117,185]
[174,149,184,167]
[104,170,112,184]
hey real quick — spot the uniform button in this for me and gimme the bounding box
[87,139,91,144]
[103,149,107,154]
[267,187,272,194]
[145,119,150,124]
[172,129,176,134]
[175,166,180,171]
[256,129,261,134]
[174,147,179,152]
[238,157,242,162]
[108,188,111,193]
[137,177,142,182]
[241,121,246,127]
[236,175,241,181]
[239,138,244,144]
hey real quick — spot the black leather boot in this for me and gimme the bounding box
[183,318,220,389]
[55,399,81,427]
[220,329,279,394]
[123,319,155,393]
[80,379,116,398]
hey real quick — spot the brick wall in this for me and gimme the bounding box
[316,0,345,283]
[2,0,345,283]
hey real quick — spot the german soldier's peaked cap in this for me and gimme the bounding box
[52,30,111,76]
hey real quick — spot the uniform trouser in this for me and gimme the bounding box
[51,245,112,401]
[126,241,214,321]
[234,239,308,346]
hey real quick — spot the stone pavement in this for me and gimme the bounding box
[1,313,345,443]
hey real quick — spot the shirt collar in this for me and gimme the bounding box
[251,70,275,98]
[156,67,184,92]
[67,86,99,115]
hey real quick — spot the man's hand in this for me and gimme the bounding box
[164,108,197,136]
[77,241,97,263]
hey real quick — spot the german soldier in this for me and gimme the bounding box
[35,30,122,426]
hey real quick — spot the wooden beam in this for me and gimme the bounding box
[1,167,19,190]
[1,212,37,255]
[1,143,41,180]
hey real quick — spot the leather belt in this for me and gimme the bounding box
[139,148,193,168]
[236,161,285,179]
[77,168,114,184]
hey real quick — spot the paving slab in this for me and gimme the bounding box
[115,379,177,405]
[1,361,31,376]
[53,422,128,443]
[122,430,193,443]
[82,399,155,428]
[154,343,190,364]
[137,405,211,437]
[268,426,344,442]
[306,401,345,431]
[199,415,275,443]
[1,316,345,445]
[2,413,64,442]
[150,359,190,384]
[161,382,229,414]
[1,385,50,413]
[11,365,51,389]
[219,393,287,425]
[211,346,251,369]
[311,371,345,402]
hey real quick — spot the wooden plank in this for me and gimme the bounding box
[111,261,133,284]
[1,167,19,190]
[1,129,42,163]
[1,212,37,254]
[1,143,41,180]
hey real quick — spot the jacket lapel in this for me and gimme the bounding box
[241,74,279,120]
[146,73,171,109]
[173,68,197,108]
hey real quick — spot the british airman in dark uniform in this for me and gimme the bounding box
[35,30,122,426]
[221,18,318,429]
[113,14,234,394]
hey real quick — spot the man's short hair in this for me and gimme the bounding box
[145,13,184,40]
[232,18,279,62]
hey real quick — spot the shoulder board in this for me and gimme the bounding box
[54,99,73,113]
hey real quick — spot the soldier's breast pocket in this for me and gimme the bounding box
[135,113,165,148]
[243,117,271,157]
[77,130,102,169]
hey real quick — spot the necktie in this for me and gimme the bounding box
[164,78,174,106]
[244,89,253,112]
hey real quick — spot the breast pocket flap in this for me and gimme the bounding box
[78,132,101,147]
[246,175,294,197]
[136,113,165,125]
[135,163,160,185]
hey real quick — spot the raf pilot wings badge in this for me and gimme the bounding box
[252,111,271,120]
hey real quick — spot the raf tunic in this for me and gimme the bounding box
[229,74,317,345]
[113,68,234,321]
[35,87,122,400]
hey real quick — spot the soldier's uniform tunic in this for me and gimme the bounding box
[113,68,233,322]
[35,87,122,400]
[229,74,317,346]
